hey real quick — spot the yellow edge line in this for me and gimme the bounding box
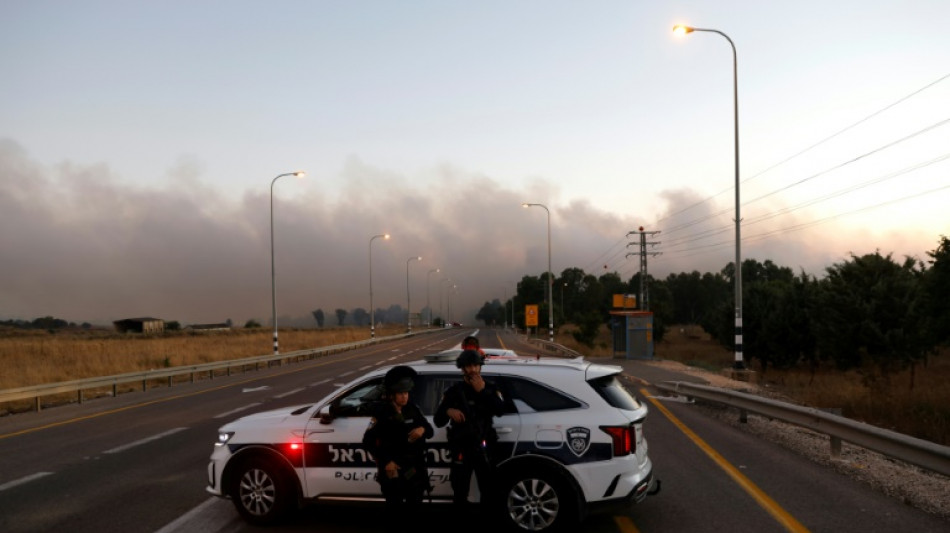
[614,515,641,533]
[640,387,810,533]
[0,345,396,441]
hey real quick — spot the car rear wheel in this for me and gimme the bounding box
[497,466,579,532]
[229,458,295,525]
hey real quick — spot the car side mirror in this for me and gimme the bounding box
[319,406,335,424]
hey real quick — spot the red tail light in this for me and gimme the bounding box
[600,424,635,456]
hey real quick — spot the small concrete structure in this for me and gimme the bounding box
[113,317,165,334]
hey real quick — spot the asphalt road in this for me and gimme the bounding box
[1,328,946,533]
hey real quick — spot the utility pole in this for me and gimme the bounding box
[625,227,661,310]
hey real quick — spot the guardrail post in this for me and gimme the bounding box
[35,396,41,412]
[191,372,195,384]
[142,379,147,392]
[739,408,748,423]
[113,383,118,398]
[78,389,83,405]
[830,436,842,458]
[168,376,173,387]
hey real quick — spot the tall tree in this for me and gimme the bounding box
[920,236,950,348]
[813,252,926,378]
[312,309,325,327]
[335,309,347,327]
[475,299,504,326]
[352,308,368,327]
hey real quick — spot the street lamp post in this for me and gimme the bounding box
[269,170,305,355]
[503,287,508,329]
[510,290,515,332]
[369,233,390,338]
[426,268,440,329]
[510,280,518,333]
[439,278,450,327]
[522,202,554,342]
[406,256,421,333]
[447,284,457,324]
[673,24,744,369]
[561,282,567,319]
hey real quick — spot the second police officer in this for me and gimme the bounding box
[434,348,506,509]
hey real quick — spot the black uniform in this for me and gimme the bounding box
[434,378,506,505]
[362,400,434,511]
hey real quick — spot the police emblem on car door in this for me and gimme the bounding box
[567,427,591,457]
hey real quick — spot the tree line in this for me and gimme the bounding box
[309,304,441,328]
[476,236,950,377]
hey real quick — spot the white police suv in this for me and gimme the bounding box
[206,350,658,531]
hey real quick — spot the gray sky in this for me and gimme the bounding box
[2,1,948,326]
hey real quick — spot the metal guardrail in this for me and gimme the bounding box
[524,338,585,359]
[0,331,433,412]
[655,381,950,478]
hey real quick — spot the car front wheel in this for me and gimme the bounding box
[229,458,295,525]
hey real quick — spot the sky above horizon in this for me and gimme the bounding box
[2,1,948,328]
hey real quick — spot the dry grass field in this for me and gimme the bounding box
[1,323,947,446]
[0,325,407,389]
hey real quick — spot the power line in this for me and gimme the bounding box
[659,116,950,239]
[589,72,950,276]
[652,72,950,227]
[658,175,950,262]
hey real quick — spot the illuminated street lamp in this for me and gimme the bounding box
[426,268,440,329]
[406,256,421,333]
[673,24,744,369]
[522,202,554,342]
[369,233,390,338]
[269,170,305,355]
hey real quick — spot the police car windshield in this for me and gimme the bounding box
[588,374,640,411]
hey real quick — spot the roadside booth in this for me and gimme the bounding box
[610,310,654,360]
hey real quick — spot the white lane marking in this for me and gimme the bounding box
[103,427,187,454]
[339,371,353,377]
[154,497,241,533]
[358,365,373,370]
[213,403,262,419]
[0,472,53,492]
[274,387,305,399]
[311,378,331,386]
[242,386,271,393]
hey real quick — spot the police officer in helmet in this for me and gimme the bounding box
[362,365,434,521]
[434,349,506,508]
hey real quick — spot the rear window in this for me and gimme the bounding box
[502,377,583,412]
[589,374,641,411]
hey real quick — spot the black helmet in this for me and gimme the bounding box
[456,349,484,368]
[384,365,416,393]
[462,335,480,349]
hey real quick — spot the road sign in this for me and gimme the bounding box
[525,304,539,327]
